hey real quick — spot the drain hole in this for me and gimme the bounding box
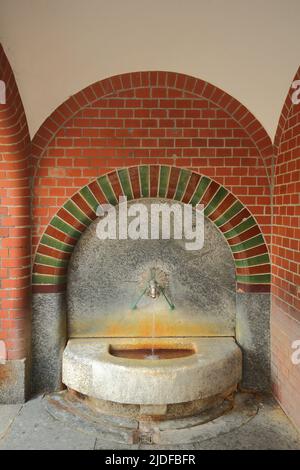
[139,432,153,444]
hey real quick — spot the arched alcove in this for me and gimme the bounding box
[31,165,271,394]
[67,201,236,338]
[32,165,270,293]
[30,70,272,397]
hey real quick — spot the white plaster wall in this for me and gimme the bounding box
[0,0,299,139]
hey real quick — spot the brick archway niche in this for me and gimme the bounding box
[32,165,271,395]
[30,71,272,397]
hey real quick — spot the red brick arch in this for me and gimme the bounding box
[0,45,31,360]
[31,71,273,264]
[272,66,300,316]
[32,71,273,172]
[32,165,271,294]
[271,66,300,429]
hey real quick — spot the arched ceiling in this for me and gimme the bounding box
[0,0,299,139]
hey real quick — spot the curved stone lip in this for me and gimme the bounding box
[62,337,242,405]
[96,352,200,370]
[105,340,198,367]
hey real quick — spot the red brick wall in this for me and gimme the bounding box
[0,69,274,362]
[31,72,272,255]
[0,45,31,360]
[272,68,300,429]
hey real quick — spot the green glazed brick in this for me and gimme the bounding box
[64,200,91,226]
[205,187,228,217]
[234,253,270,268]
[80,186,100,212]
[236,273,271,284]
[41,234,73,253]
[230,234,265,253]
[50,216,82,239]
[139,166,149,197]
[174,170,191,201]
[224,216,256,239]
[159,166,170,198]
[97,175,118,205]
[35,253,68,268]
[118,169,133,200]
[32,274,67,285]
[215,201,244,227]
[190,176,211,207]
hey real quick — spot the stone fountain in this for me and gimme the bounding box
[60,199,242,421]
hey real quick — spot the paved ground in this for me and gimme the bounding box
[0,394,299,450]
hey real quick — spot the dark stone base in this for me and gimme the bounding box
[0,359,29,404]
[45,390,259,445]
[31,293,67,395]
[236,293,270,392]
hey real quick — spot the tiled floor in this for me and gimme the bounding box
[0,394,299,450]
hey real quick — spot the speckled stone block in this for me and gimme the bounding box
[31,293,67,394]
[0,359,28,404]
[236,292,270,391]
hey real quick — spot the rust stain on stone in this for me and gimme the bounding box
[0,364,13,385]
[69,313,226,338]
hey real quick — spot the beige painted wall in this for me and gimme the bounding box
[0,0,299,139]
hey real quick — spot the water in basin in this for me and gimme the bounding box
[109,345,195,360]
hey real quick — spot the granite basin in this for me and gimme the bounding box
[62,337,242,406]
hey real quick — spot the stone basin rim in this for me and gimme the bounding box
[62,337,243,405]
